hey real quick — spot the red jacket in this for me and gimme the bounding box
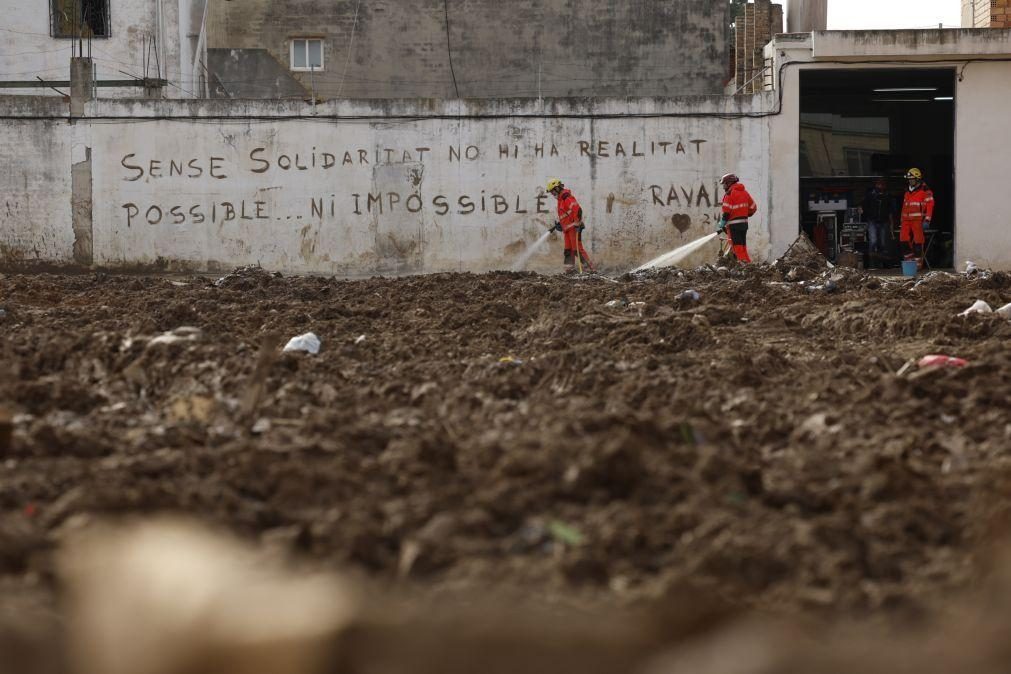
[901,184,935,225]
[556,189,582,228]
[722,183,757,224]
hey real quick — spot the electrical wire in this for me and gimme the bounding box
[336,0,363,99]
[4,56,1011,121]
[443,0,460,98]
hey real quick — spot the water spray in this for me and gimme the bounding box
[632,233,719,273]
[511,229,554,271]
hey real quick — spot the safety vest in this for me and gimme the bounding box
[557,189,582,227]
[901,184,935,225]
[722,183,757,225]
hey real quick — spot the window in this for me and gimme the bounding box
[51,0,110,38]
[290,39,324,71]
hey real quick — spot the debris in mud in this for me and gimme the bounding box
[775,233,829,282]
[213,265,282,290]
[996,302,1011,319]
[959,300,993,317]
[282,332,321,354]
[918,355,969,369]
[148,326,202,347]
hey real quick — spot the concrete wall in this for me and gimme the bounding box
[0,98,76,266]
[953,60,1011,268]
[0,0,194,98]
[0,95,773,275]
[205,0,730,99]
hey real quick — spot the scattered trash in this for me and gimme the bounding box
[677,289,701,302]
[148,326,202,347]
[965,260,979,276]
[777,233,829,268]
[547,520,584,547]
[604,299,627,309]
[805,280,839,294]
[354,334,367,345]
[251,418,272,434]
[896,359,917,377]
[918,355,969,369]
[282,332,321,354]
[168,280,189,287]
[213,265,282,289]
[628,301,647,311]
[996,302,1011,319]
[498,356,524,366]
[958,300,993,317]
[168,395,215,423]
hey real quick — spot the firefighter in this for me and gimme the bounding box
[716,173,757,263]
[546,178,594,272]
[900,168,934,269]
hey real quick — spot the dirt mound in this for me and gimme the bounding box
[1,268,1010,626]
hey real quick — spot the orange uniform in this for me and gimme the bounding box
[900,183,934,245]
[556,188,593,270]
[721,182,757,263]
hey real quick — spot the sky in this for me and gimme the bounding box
[825,0,962,29]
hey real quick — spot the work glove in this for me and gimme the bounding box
[552,221,563,232]
[716,216,727,235]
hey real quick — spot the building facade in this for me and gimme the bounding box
[0,0,208,98]
[205,0,730,99]
[3,29,1011,274]
[732,0,784,94]
[963,0,1010,28]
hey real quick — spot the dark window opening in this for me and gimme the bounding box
[51,0,111,38]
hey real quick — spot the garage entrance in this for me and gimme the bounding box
[799,69,955,269]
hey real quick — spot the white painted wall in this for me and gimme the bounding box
[0,0,194,98]
[2,96,773,274]
[0,99,75,264]
[954,60,1011,269]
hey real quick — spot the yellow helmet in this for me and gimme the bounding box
[545,178,563,192]
[905,168,923,180]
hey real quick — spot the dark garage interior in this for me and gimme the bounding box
[799,68,955,269]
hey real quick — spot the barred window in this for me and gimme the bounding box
[51,0,111,39]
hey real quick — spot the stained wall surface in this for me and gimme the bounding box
[0,95,772,274]
[205,0,730,99]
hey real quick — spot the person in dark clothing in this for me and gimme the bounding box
[862,178,896,260]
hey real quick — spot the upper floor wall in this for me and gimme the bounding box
[205,0,729,100]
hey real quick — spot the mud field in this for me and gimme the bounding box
[2,255,1011,671]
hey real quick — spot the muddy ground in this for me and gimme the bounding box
[1,257,1010,670]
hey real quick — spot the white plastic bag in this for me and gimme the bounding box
[282,332,321,354]
[958,300,992,317]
